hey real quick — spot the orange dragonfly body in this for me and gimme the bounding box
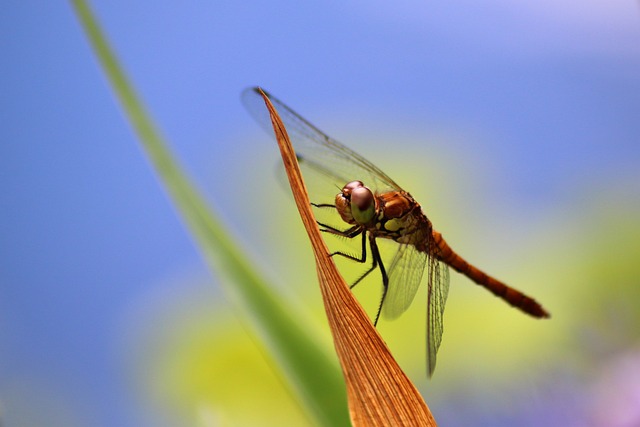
[243,87,549,376]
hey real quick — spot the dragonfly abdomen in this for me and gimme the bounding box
[432,230,550,319]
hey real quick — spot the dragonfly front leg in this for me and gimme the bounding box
[317,222,362,238]
[313,202,363,238]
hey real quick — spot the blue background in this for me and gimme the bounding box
[2,1,639,426]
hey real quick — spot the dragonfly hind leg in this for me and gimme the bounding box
[339,234,390,327]
[367,236,389,326]
[316,223,390,327]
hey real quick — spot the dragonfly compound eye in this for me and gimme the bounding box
[350,186,376,224]
[342,180,365,196]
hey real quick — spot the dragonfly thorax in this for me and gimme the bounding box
[335,181,378,226]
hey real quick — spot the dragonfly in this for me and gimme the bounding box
[242,87,550,376]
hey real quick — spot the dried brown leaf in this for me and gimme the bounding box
[258,89,437,427]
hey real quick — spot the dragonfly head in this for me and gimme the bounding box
[335,181,377,226]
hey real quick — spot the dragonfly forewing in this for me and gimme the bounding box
[241,87,402,203]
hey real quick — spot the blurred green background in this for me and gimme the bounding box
[2,1,639,426]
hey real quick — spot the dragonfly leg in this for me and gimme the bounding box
[322,231,379,293]
[317,222,362,237]
[349,232,375,288]
[326,230,367,263]
[311,202,335,209]
[369,236,389,327]
[316,225,389,328]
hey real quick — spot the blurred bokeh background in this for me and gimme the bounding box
[2,1,639,426]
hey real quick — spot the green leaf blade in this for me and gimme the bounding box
[70,1,349,425]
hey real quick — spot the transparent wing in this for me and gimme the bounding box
[426,241,450,377]
[241,87,402,207]
[382,244,428,320]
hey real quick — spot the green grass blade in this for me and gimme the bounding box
[70,1,349,425]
